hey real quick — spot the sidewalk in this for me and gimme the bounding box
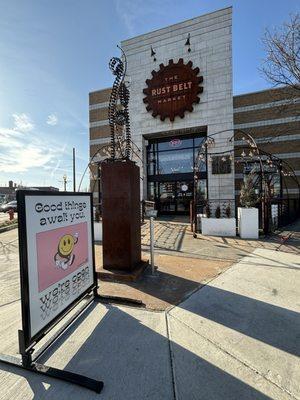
[141,218,300,261]
[0,247,299,399]
[168,248,300,399]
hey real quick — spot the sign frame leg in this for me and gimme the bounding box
[0,307,104,394]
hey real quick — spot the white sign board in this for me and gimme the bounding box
[17,191,96,348]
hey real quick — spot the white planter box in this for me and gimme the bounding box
[196,214,206,230]
[201,217,236,237]
[238,207,259,239]
[93,221,102,242]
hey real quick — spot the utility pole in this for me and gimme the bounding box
[73,147,76,192]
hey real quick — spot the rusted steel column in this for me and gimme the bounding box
[102,160,141,271]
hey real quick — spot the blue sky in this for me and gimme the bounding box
[0,0,298,190]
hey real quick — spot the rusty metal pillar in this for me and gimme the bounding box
[101,160,142,271]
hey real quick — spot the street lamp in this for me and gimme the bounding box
[63,174,67,191]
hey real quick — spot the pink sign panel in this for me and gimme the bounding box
[36,222,88,292]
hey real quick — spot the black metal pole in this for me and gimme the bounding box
[193,172,197,238]
[97,163,101,216]
[73,148,76,192]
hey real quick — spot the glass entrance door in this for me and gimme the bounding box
[159,182,176,213]
[157,181,193,214]
[176,181,193,213]
[148,179,207,215]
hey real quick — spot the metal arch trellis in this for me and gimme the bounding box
[255,150,300,216]
[108,46,131,161]
[191,128,300,235]
[194,128,266,185]
[77,139,143,193]
[193,128,267,206]
[193,127,299,195]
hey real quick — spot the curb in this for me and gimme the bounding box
[0,224,18,234]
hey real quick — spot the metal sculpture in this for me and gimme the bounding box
[108,48,131,160]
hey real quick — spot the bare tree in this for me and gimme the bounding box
[261,13,300,92]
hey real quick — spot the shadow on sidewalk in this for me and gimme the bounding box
[124,265,300,357]
[0,302,275,399]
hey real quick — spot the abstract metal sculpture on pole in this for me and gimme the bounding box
[108,47,131,160]
[101,47,143,273]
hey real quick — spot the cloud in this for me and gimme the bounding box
[46,114,58,126]
[12,113,34,132]
[0,128,24,146]
[0,146,53,173]
[0,121,65,174]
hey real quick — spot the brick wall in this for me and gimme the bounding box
[233,86,300,199]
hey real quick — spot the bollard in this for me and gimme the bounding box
[150,217,155,275]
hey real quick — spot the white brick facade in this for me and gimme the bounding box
[121,7,235,204]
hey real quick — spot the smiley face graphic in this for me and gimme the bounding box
[58,234,76,257]
[54,233,79,270]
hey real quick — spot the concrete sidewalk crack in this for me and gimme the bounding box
[167,313,299,400]
[165,312,177,400]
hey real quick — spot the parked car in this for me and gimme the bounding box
[0,201,17,213]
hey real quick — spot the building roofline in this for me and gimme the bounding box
[89,87,112,95]
[121,6,232,45]
[234,85,295,98]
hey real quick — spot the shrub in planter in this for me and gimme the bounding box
[95,208,101,222]
[205,203,211,218]
[238,172,259,239]
[240,173,257,208]
[225,203,231,218]
[215,206,221,218]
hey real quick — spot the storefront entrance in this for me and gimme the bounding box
[156,180,193,214]
[147,133,207,215]
[148,178,207,215]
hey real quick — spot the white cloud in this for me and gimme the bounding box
[0,146,53,173]
[12,113,34,132]
[0,121,65,174]
[0,128,24,146]
[46,114,58,126]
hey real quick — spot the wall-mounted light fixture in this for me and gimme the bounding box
[185,33,191,52]
[150,46,156,62]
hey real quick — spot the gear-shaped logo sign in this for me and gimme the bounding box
[143,58,203,122]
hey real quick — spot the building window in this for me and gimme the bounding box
[147,134,207,177]
[212,156,231,174]
[158,148,194,174]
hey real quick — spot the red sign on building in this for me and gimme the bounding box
[143,58,203,122]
